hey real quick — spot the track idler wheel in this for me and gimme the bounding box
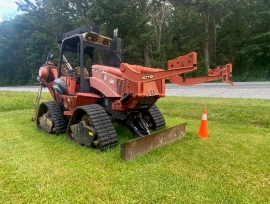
[36,101,68,134]
[143,104,166,130]
[67,104,118,150]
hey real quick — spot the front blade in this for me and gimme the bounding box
[120,123,187,161]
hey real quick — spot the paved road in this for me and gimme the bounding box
[0,82,269,99]
[165,82,270,99]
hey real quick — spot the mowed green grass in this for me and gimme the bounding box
[0,91,270,203]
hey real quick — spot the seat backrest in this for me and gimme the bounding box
[76,67,89,77]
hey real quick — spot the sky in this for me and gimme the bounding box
[0,0,20,22]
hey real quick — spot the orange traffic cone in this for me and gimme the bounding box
[198,110,208,138]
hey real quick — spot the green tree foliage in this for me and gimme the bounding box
[0,0,270,85]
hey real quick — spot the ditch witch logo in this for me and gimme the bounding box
[142,74,154,80]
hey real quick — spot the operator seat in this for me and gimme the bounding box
[53,78,68,95]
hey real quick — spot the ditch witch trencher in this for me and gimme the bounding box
[32,24,233,161]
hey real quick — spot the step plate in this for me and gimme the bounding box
[120,123,187,161]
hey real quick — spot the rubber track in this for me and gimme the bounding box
[69,104,118,150]
[148,105,166,130]
[43,101,68,134]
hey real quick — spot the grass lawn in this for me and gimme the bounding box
[0,91,270,203]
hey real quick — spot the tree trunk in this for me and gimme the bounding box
[98,49,103,65]
[144,45,151,67]
[204,4,210,71]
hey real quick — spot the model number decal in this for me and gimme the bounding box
[142,74,154,80]
[93,68,103,72]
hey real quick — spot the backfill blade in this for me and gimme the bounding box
[120,122,187,161]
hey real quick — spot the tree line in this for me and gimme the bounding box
[0,0,270,85]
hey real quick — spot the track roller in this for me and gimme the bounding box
[67,104,118,150]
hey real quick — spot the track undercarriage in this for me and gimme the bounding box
[37,100,167,152]
[37,101,67,134]
[67,104,118,150]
